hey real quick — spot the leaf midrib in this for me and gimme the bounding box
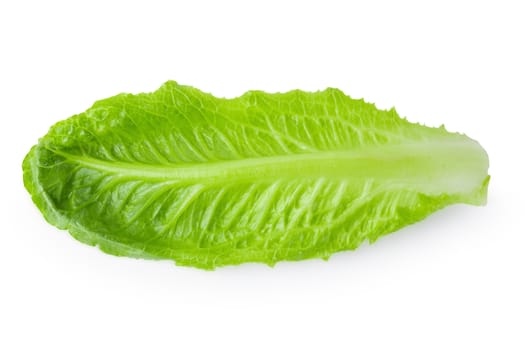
[47,139,486,194]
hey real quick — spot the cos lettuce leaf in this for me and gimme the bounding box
[23,81,489,269]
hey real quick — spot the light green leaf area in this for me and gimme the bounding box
[23,81,489,269]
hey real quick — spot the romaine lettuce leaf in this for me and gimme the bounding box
[23,81,489,269]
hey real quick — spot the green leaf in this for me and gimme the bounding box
[23,81,489,269]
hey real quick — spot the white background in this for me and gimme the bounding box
[1,1,523,349]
